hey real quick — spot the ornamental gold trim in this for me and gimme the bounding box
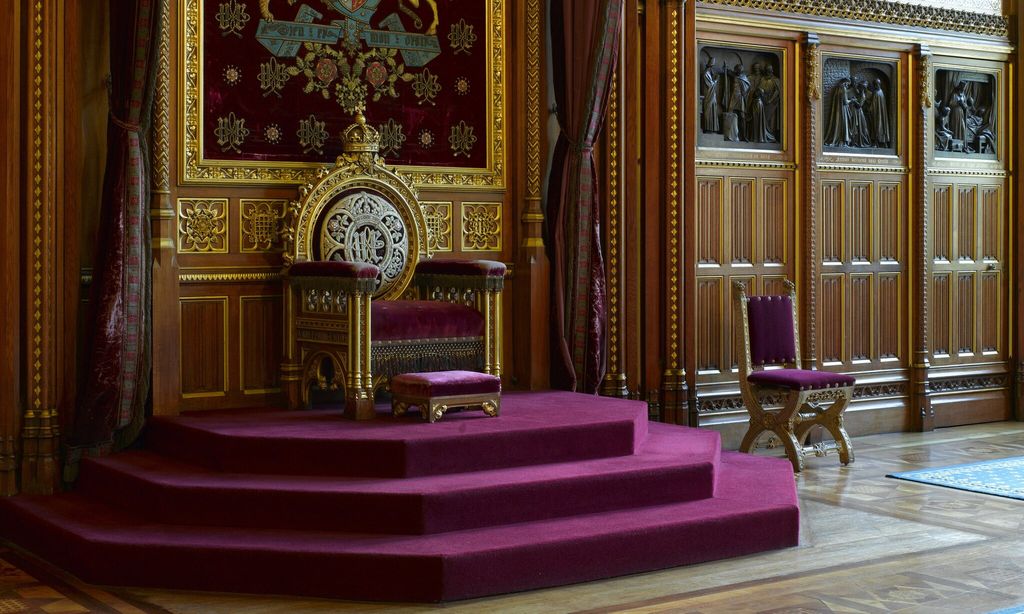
[180,270,282,283]
[700,0,1007,38]
[461,202,501,252]
[240,198,287,252]
[422,201,453,252]
[178,198,229,253]
[180,0,506,189]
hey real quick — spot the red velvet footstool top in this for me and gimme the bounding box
[391,370,501,398]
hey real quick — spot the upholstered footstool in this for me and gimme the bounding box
[391,370,501,423]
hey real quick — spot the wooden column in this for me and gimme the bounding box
[151,0,181,415]
[802,33,821,371]
[623,0,643,400]
[21,0,67,493]
[512,0,549,390]
[659,0,687,423]
[912,45,934,432]
[0,0,23,496]
[601,14,629,399]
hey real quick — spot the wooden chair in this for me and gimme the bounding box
[733,280,855,472]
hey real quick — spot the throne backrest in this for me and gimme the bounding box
[734,280,800,373]
[283,116,430,300]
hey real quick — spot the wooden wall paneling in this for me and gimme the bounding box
[239,295,282,394]
[820,274,845,365]
[151,0,180,416]
[179,296,229,400]
[1017,8,1024,419]
[512,0,549,392]
[0,0,22,495]
[850,273,872,363]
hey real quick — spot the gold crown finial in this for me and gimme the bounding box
[341,111,381,155]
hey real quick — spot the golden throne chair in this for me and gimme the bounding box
[280,115,504,420]
[733,280,855,472]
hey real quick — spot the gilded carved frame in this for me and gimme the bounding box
[179,0,506,188]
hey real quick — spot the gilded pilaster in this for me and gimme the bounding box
[803,34,820,370]
[660,0,687,423]
[913,46,934,431]
[601,50,628,398]
[21,0,61,494]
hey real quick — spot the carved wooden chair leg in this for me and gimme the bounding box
[739,406,768,454]
[776,392,807,473]
[392,400,409,417]
[821,389,855,465]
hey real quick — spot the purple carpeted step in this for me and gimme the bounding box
[0,454,798,603]
[146,392,648,478]
[77,425,721,534]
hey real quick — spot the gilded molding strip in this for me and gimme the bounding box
[805,36,820,370]
[179,270,281,283]
[153,0,170,193]
[696,160,797,170]
[30,0,42,412]
[699,0,1008,37]
[818,164,909,174]
[927,168,1008,178]
[526,0,541,201]
[180,0,506,188]
[666,4,682,372]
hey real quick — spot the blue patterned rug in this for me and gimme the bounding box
[887,456,1024,500]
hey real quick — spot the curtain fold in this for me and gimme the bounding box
[546,0,623,393]
[66,0,161,480]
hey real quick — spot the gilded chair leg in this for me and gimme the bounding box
[776,427,805,473]
[822,391,855,465]
[739,417,766,454]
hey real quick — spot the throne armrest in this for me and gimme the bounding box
[288,261,380,293]
[414,259,506,291]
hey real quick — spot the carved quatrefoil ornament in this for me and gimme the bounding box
[320,191,409,296]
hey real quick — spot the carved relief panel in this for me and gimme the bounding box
[822,57,896,154]
[933,69,997,158]
[697,44,784,150]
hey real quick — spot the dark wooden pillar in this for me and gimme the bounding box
[512,0,549,390]
[0,0,23,496]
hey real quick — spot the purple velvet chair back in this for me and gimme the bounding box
[746,295,797,366]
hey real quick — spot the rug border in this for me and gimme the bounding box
[886,455,1024,501]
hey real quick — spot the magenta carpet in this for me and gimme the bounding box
[0,392,799,602]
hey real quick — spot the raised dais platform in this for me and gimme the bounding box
[0,392,799,602]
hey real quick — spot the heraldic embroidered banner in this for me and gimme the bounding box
[184,0,503,186]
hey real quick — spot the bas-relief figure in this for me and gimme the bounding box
[699,47,781,146]
[824,77,891,149]
[933,70,996,155]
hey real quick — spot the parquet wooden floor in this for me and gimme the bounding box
[5,422,1024,613]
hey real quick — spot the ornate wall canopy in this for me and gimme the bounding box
[699,0,1008,37]
[180,0,506,188]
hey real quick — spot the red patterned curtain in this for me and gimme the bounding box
[66,0,161,479]
[547,0,623,393]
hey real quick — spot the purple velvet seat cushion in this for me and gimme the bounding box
[371,300,484,341]
[747,369,855,391]
[391,370,501,398]
[416,259,506,277]
[747,295,797,365]
[289,261,380,279]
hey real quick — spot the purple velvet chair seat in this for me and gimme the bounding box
[746,369,856,391]
[391,370,501,398]
[289,261,380,279]
[415,259,506,277]
[371,300,484,341]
